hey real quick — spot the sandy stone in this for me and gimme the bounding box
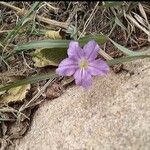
[15,59,150,150]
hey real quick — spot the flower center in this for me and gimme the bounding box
[79,58,89,69]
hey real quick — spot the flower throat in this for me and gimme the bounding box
[79,58,88,69]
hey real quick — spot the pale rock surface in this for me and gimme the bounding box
[15,59,150,150]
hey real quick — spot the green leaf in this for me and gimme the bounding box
[79,34,107,45]
[32,48,67,67]
[101,2,123,8]
[0,71,57,92]
[0,84,31,103]
[15,40,69,53]
[107,55,150,66]
[109,38,150,56]
[15,34,107,53]
[41,48,67,64]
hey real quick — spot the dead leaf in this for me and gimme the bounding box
[0,90,6,96]
[46,82,63,99]
[0,84,30,104]
[32,53,58,67]
[45,30,62,39]
[32,48,58,67]
[32,48,67,68]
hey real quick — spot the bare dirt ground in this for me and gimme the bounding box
[12,58,150,150]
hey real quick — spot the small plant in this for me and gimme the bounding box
[56,40,109,88]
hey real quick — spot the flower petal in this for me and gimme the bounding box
[88,59,110,76]
[56,58,78,76]
[73,69,92,88]
[83,40,100,61]
[68,41,83,60]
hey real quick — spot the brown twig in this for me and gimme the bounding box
[0,2,69,29]
[36,15,69,29]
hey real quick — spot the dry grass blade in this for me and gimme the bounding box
[78,2,100,39]
[132,12,148,29]
[0,1,21,12]
[0,118,16,121]
[44,2,59,13]
[126,14,150,39]
[138,3,150,41]
[123,11,135,41]
[0,71,57,92]
[0,107,18,113]
[36,16,69,29]
[138,3,149,24]
[99,49,113,60]
[142,4,150,14]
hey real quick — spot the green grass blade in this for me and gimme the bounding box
[109,38,150,56]
[15,40,70,53]
[15,34,107,53]
[107,55,150,66]
[115,17,127,31]
[79,34,107,45]
[0,71,57,92]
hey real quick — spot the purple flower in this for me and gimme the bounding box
[56,40,110,88]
